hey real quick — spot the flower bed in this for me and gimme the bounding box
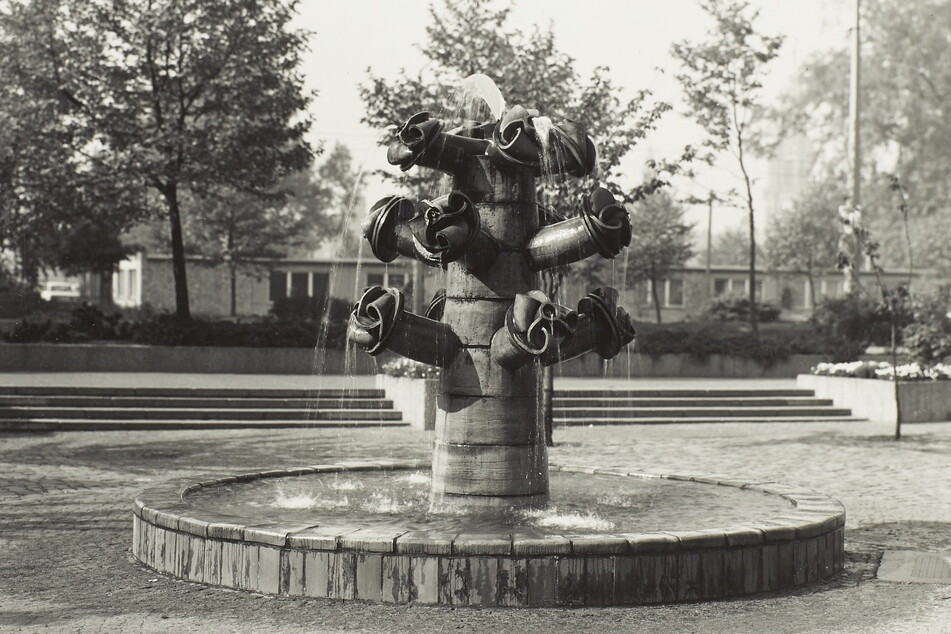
[798,364,951,424]
[811,360,951,381]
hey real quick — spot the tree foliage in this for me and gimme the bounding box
[764,179,842,310]
[672,0,782,334]
[359,0,675,206]
[623,189,695,323]
[779,0,951,272]
[0,0,315,318]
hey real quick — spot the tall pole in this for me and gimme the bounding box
[844,0,862,293]
[706,193,714,303]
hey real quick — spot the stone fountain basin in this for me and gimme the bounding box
[132,461,845,606]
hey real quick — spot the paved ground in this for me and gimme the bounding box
[1,375,950,633]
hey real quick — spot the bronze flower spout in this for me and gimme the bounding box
[362,196,417,263]
[387,111,489,175]
[490,290,578,370]
[409,191,499,270]
[542,287,636,364]
[526,187,631,271]
[347,286,460,367]
[488,105,597,178]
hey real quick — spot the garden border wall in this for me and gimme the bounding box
[0,343,838,378]
[796,374,951,423]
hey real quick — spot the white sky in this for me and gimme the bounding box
[293,0,854,234]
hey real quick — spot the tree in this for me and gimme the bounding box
[624,190,695,323]
[361,0,674,204]
[3,0,314,319]
[779,0,951,273]
[764,180,842,313]
[672,0,783,334]
[704,226,757,267]
[186,173,324,317]
[310,144,368,259]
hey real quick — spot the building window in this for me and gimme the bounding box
[290,272,308,298]
[367,273,385,287]
[820,278,844,298]
[666,278,685,307]
[269,271,287,301]
[127,269,137,300]
[713,278,729,296]
[388,273,406,288]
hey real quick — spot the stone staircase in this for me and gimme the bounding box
[0,386,407,431]
[553,387,863,425]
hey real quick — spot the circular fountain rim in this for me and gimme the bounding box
[132,461,845,606]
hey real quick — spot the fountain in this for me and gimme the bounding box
[132,80,845,606]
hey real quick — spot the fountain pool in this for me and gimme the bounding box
[133,462,844,606]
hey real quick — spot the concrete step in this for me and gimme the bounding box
[0,418,409,432]
[553,397,835,408]
[553,406,854,418]
[0,395,393,409]
[554,389,816,398]
[554,415,866,425]
[0,386,384,398]
[0,407,403,421]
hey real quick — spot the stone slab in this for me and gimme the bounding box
[877,550,951,583]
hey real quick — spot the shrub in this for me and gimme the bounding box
[2,302,351,348]
[632,321,833,366]
[65,304,124,341]
[811,294,896,361]
[700,294,781,323]
[903,294,951,364]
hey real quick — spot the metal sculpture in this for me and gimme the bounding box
[348,103,635,508]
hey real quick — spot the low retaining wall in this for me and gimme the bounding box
[376,375,437,430]
[558,353,831,378]
[0,343,377,375]
[1,342,834,378]
[797,374,951,423]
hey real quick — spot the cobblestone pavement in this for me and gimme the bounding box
[1,417,950,633]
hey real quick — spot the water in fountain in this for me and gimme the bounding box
[186,469,793,536]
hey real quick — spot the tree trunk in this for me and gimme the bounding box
[543,365,554,447]
[98,270,115,312]
[229,263,237,317]
[734,108,758,335]
[807,272,817,317]
[748,207,757,334]
[651,278,663,324]
[165,184,191,320]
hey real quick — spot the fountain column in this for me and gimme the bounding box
[432,157,546,508]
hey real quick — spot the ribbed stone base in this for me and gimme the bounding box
[132,462,846,606]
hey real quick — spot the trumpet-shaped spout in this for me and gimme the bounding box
[487,105,597,178]
[490,290,578,370]
[526,187,631,271]
[425,288,447,321]
[362,196,417,263]
[387,112,490,174]
[409,191,499,270]
[347,286,460,367]
[541,287,635,365]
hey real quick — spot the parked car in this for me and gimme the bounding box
[39,281,80,302]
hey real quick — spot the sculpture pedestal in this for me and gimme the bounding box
[430,158,548,508]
